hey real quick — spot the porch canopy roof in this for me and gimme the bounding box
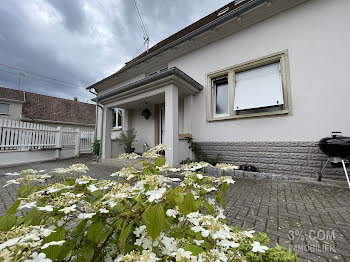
[96,67,203,105]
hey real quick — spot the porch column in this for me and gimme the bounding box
[164,84,179,165]
[102,106,113,159]
[183,95,193,134]
[122,109,131,131]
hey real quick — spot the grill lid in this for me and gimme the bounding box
[318,131,350,158]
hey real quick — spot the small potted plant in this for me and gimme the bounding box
[115,128,137,153]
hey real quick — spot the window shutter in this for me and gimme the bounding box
[234,62,284,110]
[0,103,10,114]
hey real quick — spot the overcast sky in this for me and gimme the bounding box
[0,0,231,103]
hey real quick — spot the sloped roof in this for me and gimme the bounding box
[87,0,258,90]
[126,0,249,65]
[0,87,95,125]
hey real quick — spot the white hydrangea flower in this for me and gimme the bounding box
[243,230,255,238]
[133,225,147,238]
[5,172,20,176]
[166,209,178,218]
[41,240,65,249]
[0,237,20,249]
[24,252,52,262]
[58,204,76,214]
[171,248,192,259]
[99,208,109,214]
[196,174,203,179]
[3,179,20,187]
[37,205,54,212]
[76,176,95,185]
[19,201,37,210]
[78,213,96,219]
[87,184,98,192]
[193,239,204,246]
[217,239,240,248]
[251,241,269,253]
[161,236,177,255]
[145,187,166,202]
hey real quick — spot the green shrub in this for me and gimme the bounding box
[92,139,100,156]
[115,128,137,149]
[0,144,297,262]
[186,138,222,165]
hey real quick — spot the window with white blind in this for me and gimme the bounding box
[234,63,283,111]
[0,103,10,115]
[206,50,291,121]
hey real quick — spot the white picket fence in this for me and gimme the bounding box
[0,119,94,154]
[80,131,94,153]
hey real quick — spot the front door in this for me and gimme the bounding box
[159,107,165,144]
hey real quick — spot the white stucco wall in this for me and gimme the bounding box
[131,106,156,153]
[0,101,22,120]
[98,73,146,96]
[168,0,350,142]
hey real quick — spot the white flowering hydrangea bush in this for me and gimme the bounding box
[0,144,297,262]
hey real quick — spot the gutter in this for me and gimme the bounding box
[87,0,265,90]
[97,67,203,102]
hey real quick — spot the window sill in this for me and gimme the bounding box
[207,109,290,122]
[112,127,122,131]
[179,133,192,140]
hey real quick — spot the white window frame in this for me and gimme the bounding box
[0,103,10,115]
[206,50,292,121]
[113,108,123,130]
[212,77,229,117]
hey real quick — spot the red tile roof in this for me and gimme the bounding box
[0,87,95,125]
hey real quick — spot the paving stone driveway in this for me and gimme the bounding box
[0,157,349,262]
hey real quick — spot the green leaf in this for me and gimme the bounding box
[0,214,16,231]
[184,244,204,256]
[87,221,103,243]
[7,200,20,215]
[56,241,74,261]
[143,204,165,240]
[203,201,214,214]
[90,189,102,199]
[72,220,88,237]
[96,231,110,244]
[16,185,29,197]
[41,226,66,260]
[173,193,184,204]
[81,248,94,261]
[114,219,124,236]
[155,157,166,167]
[120,221,134,249]
[24,208,41,226]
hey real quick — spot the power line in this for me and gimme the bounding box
[0,62,85,87]
[0,67,84,89]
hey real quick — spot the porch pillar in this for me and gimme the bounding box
[122,109,131,131]
[183,95,193,134]
[102,106,113,159]
[164,84,179,165]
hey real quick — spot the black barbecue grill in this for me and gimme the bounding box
[317,131,350,188]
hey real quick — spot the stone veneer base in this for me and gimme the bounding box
[198,141,347,180]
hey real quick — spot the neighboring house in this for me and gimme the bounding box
[88,0,350,178]
[0,86,95,131]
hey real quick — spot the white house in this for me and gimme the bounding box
[88,0,350,178]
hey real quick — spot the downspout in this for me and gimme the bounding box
[89,88,104,162]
